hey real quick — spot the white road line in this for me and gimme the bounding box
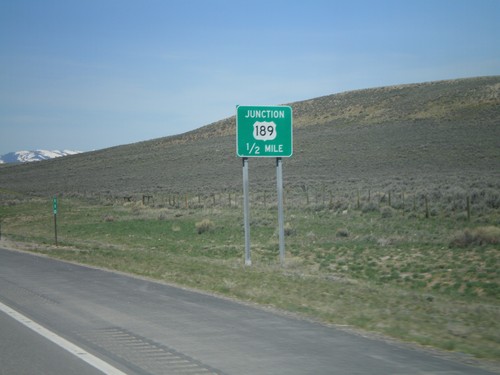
[0,301,127,375]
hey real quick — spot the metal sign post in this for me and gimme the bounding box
[276,158,285,265]
[237,105,292,266]
[242,158,251,265]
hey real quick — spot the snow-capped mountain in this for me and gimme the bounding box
[0,150,82,164]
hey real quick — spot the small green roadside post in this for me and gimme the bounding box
[53,195,58,246]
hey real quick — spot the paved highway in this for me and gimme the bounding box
[0,310,107,375]
[0,247,496,374]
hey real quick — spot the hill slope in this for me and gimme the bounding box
[0,76,499,197]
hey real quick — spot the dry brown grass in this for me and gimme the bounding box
[450,226,500,247]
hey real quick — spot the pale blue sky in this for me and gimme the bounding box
[1,0,499,154]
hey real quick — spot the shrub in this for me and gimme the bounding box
[381,206,394,218]
[276,223,296,237]
[362,202,379,213]
[336,228,350,238]
[450,226,500,247]
[284,222,296,236]
[195,219,215,234]
[407,212,418,219]
[485,189,500,209]
[430,207,439,217]
[455,212,469,222]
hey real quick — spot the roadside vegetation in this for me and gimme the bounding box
[1,185,499,362]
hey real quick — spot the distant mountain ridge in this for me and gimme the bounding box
[0,150,82,164]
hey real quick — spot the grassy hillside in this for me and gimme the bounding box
[1,76,500,365]
[0,76,499,198]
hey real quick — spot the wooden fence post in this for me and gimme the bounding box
[467,196,471,221]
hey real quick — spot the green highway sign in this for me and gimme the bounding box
[236,105,293,157]
[53,196,58,215]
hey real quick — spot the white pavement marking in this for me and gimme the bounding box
[0,301,127,375]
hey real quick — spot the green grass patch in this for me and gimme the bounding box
[0,196,499,363]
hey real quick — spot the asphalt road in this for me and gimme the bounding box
[0,311,107,375]
[0,247,496,375]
